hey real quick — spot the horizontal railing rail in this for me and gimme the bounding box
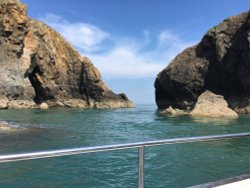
[1,132,250,188]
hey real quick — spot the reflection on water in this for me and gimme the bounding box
[191,116,238,125]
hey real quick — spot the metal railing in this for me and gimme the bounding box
[1,132,250,188]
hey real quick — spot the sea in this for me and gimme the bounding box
[0,104,250,187]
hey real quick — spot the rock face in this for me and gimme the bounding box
[155,10,250,113]
[0,0,134,109]
[190,91,238,118]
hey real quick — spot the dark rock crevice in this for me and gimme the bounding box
[203,13,250,109]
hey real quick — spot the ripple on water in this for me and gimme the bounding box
[0,105,250,187]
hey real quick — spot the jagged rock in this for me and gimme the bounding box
[0,95,9,109]
[234,106,250,114]
[0,0,134,109]
[0,0,21,4]
[93,101,135,109]
[0,121,27,133]
[161,106,188,116]
[155,11,250,113]
[8,100,37,109]
[63,99,87,108]
[0,123,17,132]
[191,91,238,118]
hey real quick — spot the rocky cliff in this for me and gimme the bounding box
[155,10,250,113]
[0,0,134,109]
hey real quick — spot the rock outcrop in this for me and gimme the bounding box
[161,106,188,116]
[190,91,238,118]
[0,122,24,132]
[0,0,134,109]
[155,10,250,113]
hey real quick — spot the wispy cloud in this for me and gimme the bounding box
[40,13,110,52]
[89,47,165,79]
[40,14,197,79]
[89,30,196,79]
[158,30,179,44]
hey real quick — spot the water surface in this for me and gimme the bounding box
[0,104,250,187]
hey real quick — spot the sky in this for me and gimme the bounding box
[21,0,249,104]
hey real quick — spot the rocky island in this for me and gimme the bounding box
[0,0,134,109]
[155,10,250,116]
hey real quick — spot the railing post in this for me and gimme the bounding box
[138,146,144,188]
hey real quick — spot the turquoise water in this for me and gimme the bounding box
[0,104,250,187]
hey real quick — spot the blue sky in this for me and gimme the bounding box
[21,0,249,104]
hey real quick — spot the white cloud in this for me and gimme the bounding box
[89,47,165,78]
[40,14,197,79]
[40,13,109,52]
[158,30,179,43]
[88,30,196,79]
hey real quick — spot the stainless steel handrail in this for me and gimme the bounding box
[0,132,250,188]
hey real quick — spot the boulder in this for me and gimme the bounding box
[161,106,188,116]
[39,102,49,109]
[0,0,134,109]
[0,95,9,109]
[155,11,250,113]
[190,91,238,118]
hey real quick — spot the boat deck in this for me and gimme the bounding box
[189,174,250,188]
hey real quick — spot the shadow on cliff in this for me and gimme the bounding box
[196,13,250,109]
